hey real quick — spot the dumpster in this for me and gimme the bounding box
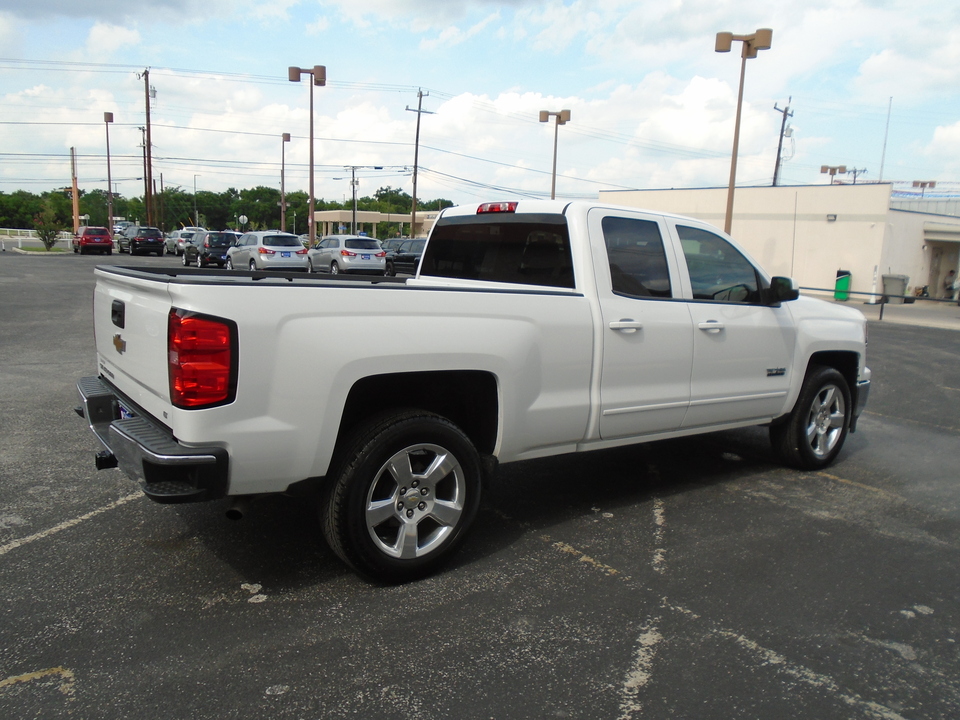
[834,269,851,301]
[881,274,909,304]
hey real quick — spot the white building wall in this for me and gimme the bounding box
[600,184,897,298]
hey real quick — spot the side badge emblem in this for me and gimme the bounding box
[113,334,126,354]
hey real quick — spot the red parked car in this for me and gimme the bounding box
[72,226,113,255]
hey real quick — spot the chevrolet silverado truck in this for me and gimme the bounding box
[77,200,871,582]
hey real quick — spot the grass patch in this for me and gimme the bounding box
[17,246,69,253]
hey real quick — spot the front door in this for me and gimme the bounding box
[670,223,795,428]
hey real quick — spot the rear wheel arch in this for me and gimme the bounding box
[335,370,499,460]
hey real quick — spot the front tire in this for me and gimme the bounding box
[225,257,234,270]
[321,410,483,583]
[770,365,851,470]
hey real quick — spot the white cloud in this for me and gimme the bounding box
[420,12,500,50]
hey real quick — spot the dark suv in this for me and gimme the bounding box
[119,225,164,256]
[72,226,113,255]
[191,230,242,268]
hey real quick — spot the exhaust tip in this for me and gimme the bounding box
[226,497,249,521]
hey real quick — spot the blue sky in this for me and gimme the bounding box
[2,0,959,206]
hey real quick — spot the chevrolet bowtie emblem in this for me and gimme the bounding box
[113,334,126,354]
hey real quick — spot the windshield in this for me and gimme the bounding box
[264,235,302,248]
[345,239,381,250]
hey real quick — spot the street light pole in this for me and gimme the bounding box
[281,132,290,231]
[715,28,772,234]
[289,65,327,247]
[821,165,847,184]
[539,109,571,200]
[104,112,114,234]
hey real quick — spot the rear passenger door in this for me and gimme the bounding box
[669,222,795,427]
[589,208,693,439]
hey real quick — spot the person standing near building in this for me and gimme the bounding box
[945,269,958,300]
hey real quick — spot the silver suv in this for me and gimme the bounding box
[307,235,386,275]
[226,231,308,271]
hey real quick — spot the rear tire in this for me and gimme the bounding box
[321,410,483,583]
[249,260,257,271]
[331,262,340,275]
[770,365,851,470]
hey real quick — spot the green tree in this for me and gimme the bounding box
[33,199,65,250]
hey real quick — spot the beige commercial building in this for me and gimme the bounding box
[599,183,960,301]
[312,210,439,239]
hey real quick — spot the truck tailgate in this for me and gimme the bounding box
[93,266,174,421]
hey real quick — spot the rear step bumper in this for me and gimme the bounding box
[77,376,229,504]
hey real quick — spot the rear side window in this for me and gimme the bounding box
[601,216,672,298]
[676,225,762,303]
[422,214,574,289]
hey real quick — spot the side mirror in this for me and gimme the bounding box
[764,276,799,305]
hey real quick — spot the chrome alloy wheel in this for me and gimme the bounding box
[804,383,846,459]
[364,443,466,560]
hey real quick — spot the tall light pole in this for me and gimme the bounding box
[289,65,327,247]
[715,28,772,234]
[539,109,571,200]
[104,112,114,234]
[280,132,290,231]
[193,174,201,227]
[821,165,846,184]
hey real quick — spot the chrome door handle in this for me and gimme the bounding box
[610,319,643,333]
[698,321,724,332]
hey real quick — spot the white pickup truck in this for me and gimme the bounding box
[78,200,870,582]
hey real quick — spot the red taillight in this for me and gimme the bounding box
[168,310,236,409]
[295,248,308,255]
[477,202,518,214]
[375,251,386,257]
[258,247,275,255]
[340,250,357,257]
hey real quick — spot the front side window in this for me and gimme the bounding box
[676,225,762,303]
[601,216,672,298]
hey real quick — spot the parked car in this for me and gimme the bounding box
[191,230,242,268]
[166,228,205,255]
[72,226,113,255]
[226,231,308,271]
[307,235,386,275]
[118,225,164,255]
[113,221,133,236]
[386,238,426,276]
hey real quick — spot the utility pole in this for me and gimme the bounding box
[139,69,154,225]
[406,89,434,237]
[772,97,793,186]
[70,147,80,234]
[848,168,868,184]
[139,126,148,220]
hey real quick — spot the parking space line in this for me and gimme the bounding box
[815,472,907,503]
[0,493,141,558]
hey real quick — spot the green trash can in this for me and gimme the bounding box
[834,269,851,301]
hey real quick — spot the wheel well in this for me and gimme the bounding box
[338,370,499,456]
[807,351,859,392]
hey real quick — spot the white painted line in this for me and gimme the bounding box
[0,493,141,557]
[652,498,666,574]
[617,622,663,719]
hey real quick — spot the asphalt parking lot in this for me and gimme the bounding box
[1,249,958,719]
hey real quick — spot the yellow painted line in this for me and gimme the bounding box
[0,667,76,696]
[0,493,141,557]
[545,537,623,577]
[815,472,906,503]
